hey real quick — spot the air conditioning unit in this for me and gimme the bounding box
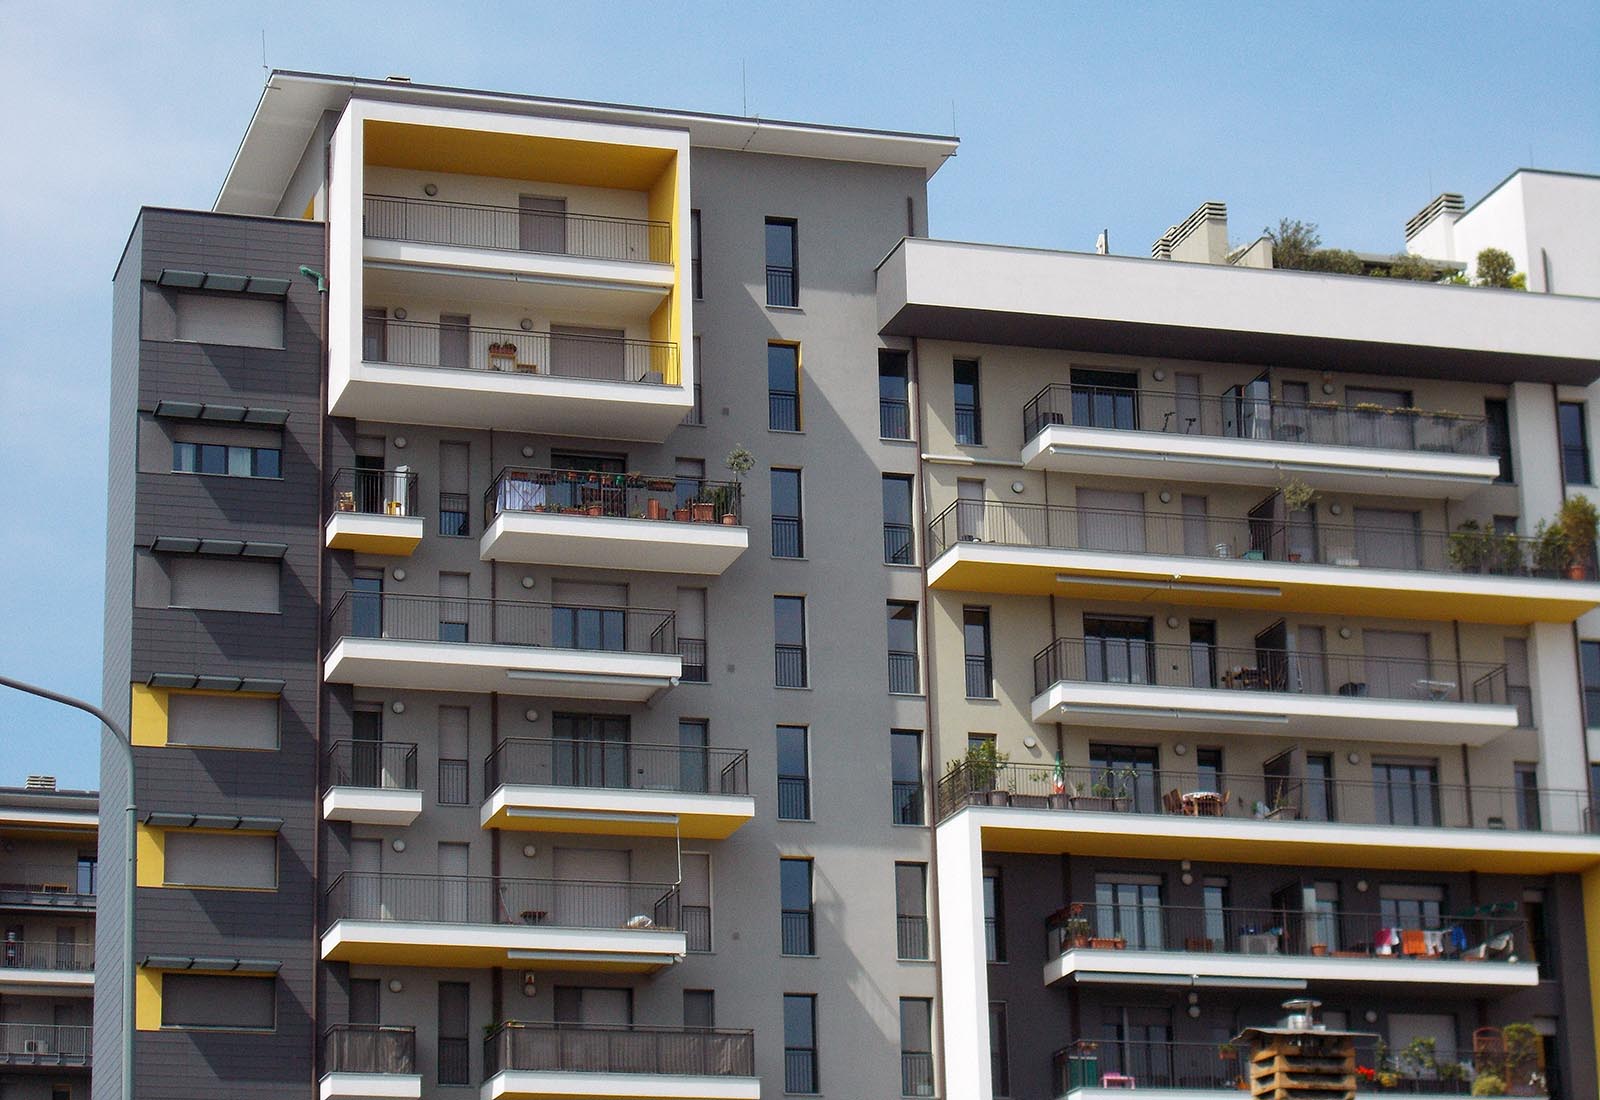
[22,1038,48,1054]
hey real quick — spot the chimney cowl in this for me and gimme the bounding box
[25,775,56,791]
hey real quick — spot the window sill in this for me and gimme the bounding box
[780,952,819,959]
[767,304,804,314]
[965,696,999,703]
[171,470,285,482]
[895,956,935,964]
[879,436,916,444]
[768,428,806,435]
[778,817,815,824]
[883,562,921,570]
[775,685,813,692]
[889,691,926,699]
[772,555,809,562]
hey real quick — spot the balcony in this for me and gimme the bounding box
[325,468,424,555]
[1030,637,1516,743]
[0,940,94,993]
[1052,1038,1536,1099]
[927,500,1600,624]
[321,872,686,972]
[934,761,1600,875]
[322,740,422,827]
[480,467,748,575]
[0,885,94,913]
[335,317,690,441]
[1042,901,1536,990]
[321,1024,420,1100]
[483,1022,758,1100]
[323,592,682,703]
[1021,384,1501,496]
[0,1022,91,1070]
[482,739,753,839]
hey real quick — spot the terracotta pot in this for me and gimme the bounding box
[673,508,691,522]
[691,502,715,523]
[647,500,665,520]
[1568,563,1589,581]
[1311,944,1328,956]
[587,504,604,517]
[721,513,737,525]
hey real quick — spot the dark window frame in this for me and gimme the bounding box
[954,358,983,445]
[765,217,799,308]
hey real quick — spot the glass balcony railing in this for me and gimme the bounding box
[364,195,670,264]
[1023,383,1489,457]
[485,1022,754,1078]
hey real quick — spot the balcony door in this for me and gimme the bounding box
[518,195,568,255]
[1255,621,1289,692]
[350,838,384,920]
[1354,507,1421,571]
[1088,743,1160,814]
[1347,386,1414,450]
[1076,489,1145,553]
[1084,617,1155,685]
[549,452,627,513]
[552,713,631,789]
[553,848,630,928]
[438,314,470,370]
[1101,1008,1174,1089]
[554,986,634,1073]
[1070,368,1139,431]
[552,580,627,652]
[551,324,628,381]
[1093,878,1163,949]
[1373,759,1441,827]
[1363,629,1430,699]
[352,707,382,788]
[1222,375,1272,440]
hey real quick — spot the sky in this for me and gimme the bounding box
[1,1,1597,790]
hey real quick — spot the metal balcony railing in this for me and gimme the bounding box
[327,591,677,656]
[362,317,679,385]
[682,904,711,953]
[896,914,930,960]
[485,1022,754,1078]
[883,522,914,564]
[778,776,810,820]
[1023,383,1490,456]
[483,738,749,798]
[484,466,742,528]
[935,759,1599,834]
[892,780,924,826]
[1,940,93,971]
[0,885,94,911]
[1033,636,1509,705]
[766,265,798,308]
[929,500,1584,582]
[902,1051,936,1097]
[325,740,419,791]
[679,637,707,683]
[0,1022,91,1066]
[323,1024,416,1075]
[329,467,418,518]
[323,871,679,932]
[781,909,815,956]
[364,195,670,264]
[775,644,808,688]
[888,650,920,694]
[1045,902,1529,964]
[785,1048,818,1094]
[880,397,911,440]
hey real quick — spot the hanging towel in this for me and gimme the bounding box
[1373,927,1399,955]
[1400,929,1428,956]
[1449,925,1469,953]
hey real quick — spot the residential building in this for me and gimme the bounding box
[0,779,97,1100]
[99,68,1600,1100]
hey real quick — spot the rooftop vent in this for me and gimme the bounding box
[25,776,56,791]
[1404,192,1464,242]
[1152,201,1229,263]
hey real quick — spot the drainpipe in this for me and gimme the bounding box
[1451,619,1473,826]
[311,139,331,1100]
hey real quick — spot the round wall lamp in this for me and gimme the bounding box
[1338,626,1352,640]
[521,445,536,458]
[520,318,535,332]
[393,436,407,449]
[1166,615,1180,629]
[524,708,539,722]
[423,183,438,197]
[1181,872,1194,886]
[1323,381,1336,396]
[389,979,404,993]
[1173,743,1187,756]
[1023,736,1039,750]
[522,844,538,858]
[1328,502,1342,516]
[390,700,405,715]
[392,568,406,582]
[392,307,407,320]
[1347,751,1361,765]
[391,839,406,853]
[1011,481,1026,494]
[1187,1005,1201,1018]
[1153,369,1167,382]
[1356,879,1369,893]
[1159,490,1172,504]
[1186,991,1199,1005]
[521,576,535,589]
[1364,1009,1378,1024]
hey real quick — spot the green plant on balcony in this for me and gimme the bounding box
[1532,520,1570,577]
[1397,1037,1437,1080]
[1353,401,1389,414]
[725,445,755,482]
[1558,495,1599,579]
[1279,476,1318,514]
[947,741,1009,799]
[1469,1072,1507,1096]
[1447,521,1494,573]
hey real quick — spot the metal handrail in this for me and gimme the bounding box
[1023,382,1489,455]
[364,194,670,263]
[484,466,742,526]
[323,1024,416,1074]
[329,467,419,518]
[323,871,680,931]
[0,1021,92,1062]
[486,1021,755,1077]
[324,740,419,791]
[0,940,94,971]
[361,317,680,385]
[484,738,749,797]
[326,591,677,655]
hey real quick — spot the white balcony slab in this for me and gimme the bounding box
[320,1072,423,1100]
[325,512,425,556]
[1030,680,1517,745]
[481,512,748,574]
[1043,945,1538,989]
[322,787,424,827]
[364,238,674,300]
[483,1069,760,1100]
[1021,422,1501,498]
[0,969,94,995]
[323,637,682,703]
[321,919,685,972]
[482,785,756,839]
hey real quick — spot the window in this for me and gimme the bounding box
[679,719,709,793]
[75,855,97,896]
[1304,752,1336,822]
[1584,642,1600,727]
[1201,877,1230,947]
[771,468,804,557]
[777,725,811,820]
[1378,883,1444,928]
[162,832,276,889]
[1373,759,1441,827]
[891,730,923,825]
[895,862,929,960]
[887,602,920,694]
[1560,403,1590,484]
[1485,398,1513,483]
[982,868,1005,962]
[160,974,275,1030]
[1094,877,1163,948]
[765,218,798,307]
[954,359,982,445]
[551,580,627,652]
[1088,743,1161,814]
[438,441,470,537]
[169,290,284,349]
[963,607,993,698]
[899,998,934,1097]
[437,981,470,1086]
[437,706,470,806]
[1084,616,1155,685]
[1524,888,1552,979]
[690,210,703,299]
[682,852,712,953]
[1194,748,1222,793]
[1515,764,1542,830]
[349,978,380,1025]
[956,478,986,541]
[684,989,714,1028]
[438,573,471,644]
[774,596,808,688]
[166,693,279,750]
[768,344,801,431]
[166,556,280,614]
[780,858,814,955]
[783,994,818,1093]
[883,475,915,564]
[172,441,281,479]
[551,713,629,788]
[363,307,388,361]
[677,588,708,683]
[880,351,911,439]
[989,1004,1010,1097]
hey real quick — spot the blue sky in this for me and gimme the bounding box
[1,2,1596,789]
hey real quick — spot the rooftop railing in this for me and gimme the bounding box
[362,317,680,386]
[0,1022,91,1066]
[329,467,419,518]
[935,760,1596,834]
[327,591,677,656]
[486,1021,754,1078]
[1044,901,1529,964]
[323,1024,416,1075]
[1032,636,1509,705]
[1023,383,1489,456]
[364,195,670,264]
[324,871,680,932]
[324,740,419,792]
[928,500,1578,582]
[484,738,749,798]
[484,466,742,527]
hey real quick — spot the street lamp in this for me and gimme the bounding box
[0,675,135,1100]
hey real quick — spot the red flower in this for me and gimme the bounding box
[1356,1066,1376,1081]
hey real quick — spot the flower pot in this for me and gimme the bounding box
[721,513,737,525]
[587,503,604,517]
[691,502,716,523]
[647,499,665,520]
[1048,793,1072,811]
[673,507,691,522]
[986,790,1011,807]
[1569,563,1589,581]
[1311,943,1328,956]
[1088,937,1125,951]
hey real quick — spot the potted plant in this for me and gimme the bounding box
[1532,520,1571,578]
[1557,494,1598,579]
[673,505,691,522]
[947,741,1009,806]
[1280,476,1318,515]
[1076,767,1135,812]
[723,445,754,524]
[1448,520,1494,574]
[1470,1072,1507,1097]
[1053,904,1091,950]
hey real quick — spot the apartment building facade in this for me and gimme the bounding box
[98,69,1600,1100]
[0,781,97,1100]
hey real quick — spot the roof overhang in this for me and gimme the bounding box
[217,71,959,215]
[878,237,1600,385]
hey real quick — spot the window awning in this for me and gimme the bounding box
[148,536,288,558]
[142,812,283,833]
[157,269,292,298]
[152,400,289,426]
[144,672,285,695]
[141,954,282,974]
